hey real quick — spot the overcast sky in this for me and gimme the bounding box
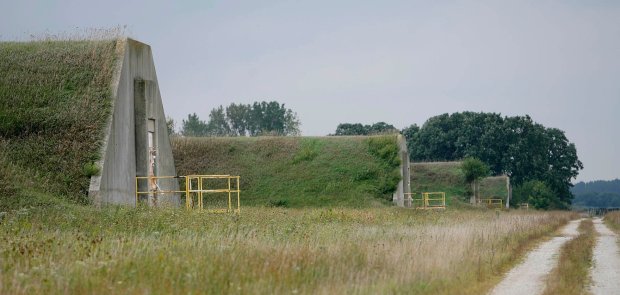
[2,0,619,182]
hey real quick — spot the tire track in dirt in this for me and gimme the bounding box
[488,219,582,295]
[589,217,620,295]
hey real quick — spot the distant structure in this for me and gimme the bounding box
[392,134,412,207]
[88,39,178,207]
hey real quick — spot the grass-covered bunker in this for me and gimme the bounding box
[172,135,411,207]
[0,37,412,209]
[0,38,177,207]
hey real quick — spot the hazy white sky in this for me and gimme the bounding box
[2,0,619,182]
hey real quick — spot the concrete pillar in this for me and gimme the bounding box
[505,176,511,209]
[393,134,412,207]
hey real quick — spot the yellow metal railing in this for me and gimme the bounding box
[407,192,446,209]
[185,175,240,213]
[478,198,503,209]
[135,175,186,207]
[135,175,240,213]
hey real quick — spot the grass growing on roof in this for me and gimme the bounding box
[172,135,402,207]
[0,39,120,203]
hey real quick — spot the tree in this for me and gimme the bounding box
[334,123,368,135]
[246,101,300,136]
[461,157,490,204]
[166,116,176,136]
[206,106,232,136]
[226,103,250,136]
[513,180,557,210]
[181,113,208,136]
[332,122,397,136]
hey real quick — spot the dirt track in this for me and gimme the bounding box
[488,219,582,295]
[589,217,620,295]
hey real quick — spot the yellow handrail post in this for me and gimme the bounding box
[236,176,241,213]
[135,176,139,207]
[198,176,203,210]
[228,177,232,213]
[185,176,190,210]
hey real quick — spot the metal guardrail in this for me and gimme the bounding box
[135,175,240,213]
[406,192,446,209]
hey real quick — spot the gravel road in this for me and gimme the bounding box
[589,217,620,295]
[488,219,582,295]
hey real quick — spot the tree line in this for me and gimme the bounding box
[571,179,620,208]
[331,122,398,136]
[170,101,301,137]
[335,112,583,209]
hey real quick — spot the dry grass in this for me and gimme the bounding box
[604,211,620,231]
[0,202,575,294]
[543,218,595,295]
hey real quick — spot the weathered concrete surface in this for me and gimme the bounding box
[488,219,582,295]
[88,38,178,206]
[589,217,620,295]
[392,134,411,207]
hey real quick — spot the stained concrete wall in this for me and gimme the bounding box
[88,38,178,206]
[392,134,412,207]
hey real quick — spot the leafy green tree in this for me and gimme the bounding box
[226,103,250,136]
[461,157,490,203]
[333,122,397,136]
[246,101,300,136]
[513,180,557,210]
[181,113,208,136]
[334,123,369,135]
[166,116,176,136]
[206,106,232,136]
[542,128,582,207]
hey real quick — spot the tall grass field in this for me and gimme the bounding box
[0,198,575,295]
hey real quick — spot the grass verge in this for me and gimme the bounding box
[542,218,595,295]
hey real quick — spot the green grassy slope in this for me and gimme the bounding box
[479,175,510,199]
[0,40,119,206]
[411,161,508,206]
[172,135,402,207]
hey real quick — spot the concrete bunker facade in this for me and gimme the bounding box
[88,38,177,207]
